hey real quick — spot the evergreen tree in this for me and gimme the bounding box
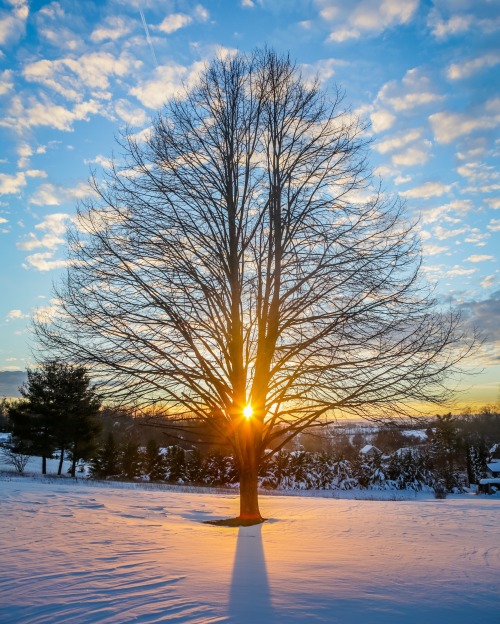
[184,448,203,484]
[330,456,358,490]
[8,362,101,475]
[90,432,120,479]
[8,398,56,474]
[432,414,462,491]
[355,453,386,489]
[260,450,289,489]
[120,437,141,480]
[203,451,237,486]
[141,440,167,481]
[164,445,186,483]
[387,449,434,491]
[466,440,488,486]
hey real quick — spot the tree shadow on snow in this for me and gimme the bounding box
[228,524,274,622]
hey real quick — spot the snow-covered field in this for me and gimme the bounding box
[0,475,499,624]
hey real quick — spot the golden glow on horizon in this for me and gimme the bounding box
[243,405,253,419]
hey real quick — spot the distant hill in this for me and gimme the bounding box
[0,371,26,398]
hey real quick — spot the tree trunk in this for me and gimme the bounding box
[57,448,65,475]
[42,455,47,475]
[238,463,262,521]
[71,456,77,478]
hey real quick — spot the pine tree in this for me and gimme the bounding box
[90,432,120,479]
[142,440,167,481]
[164,446,186,483]
[184,448,203,484]
[120,438,141,480]
[432,414,462,491]
[8,362,101,475]
[466,441,488,486]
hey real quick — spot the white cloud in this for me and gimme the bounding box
[157,13,192,34]
[457,162,498,190]
[114,99,148,127]
[17,142,33,168]
[130,60,206,109]
[35,2,81,52]
[25,169,47,179]
[481,274,497,289]
[156,4,209,34]
[430,100,500,144]
[456,140,487,163]
[300,58,339,87]
[0,0,28,46]
[17,213,73,252]
[427,9,473,39]
[423,243,449,256]
[84,154,113,169]
[487,219,500,232]
[374,129,432,167]
[0,171,26,195]
[241,0,255,7]
[401,181,452,199]
[373,164,396,179]
[447,265,477,276]
[376,68,443,112]
[29,183,60,206]
[0,95,104,133]
[23,252,68,272]
[427,5,500,40]
[90,16,133,43]
[464,229,490,246]
[394,174,412,185]
[17,232,63,251]
[36,212,72,235]
[370,109,395,133]
[0,217,8,224]
[0,69,14,95]
[317,0,418,41]
[485,198,500,210]
[374,129,422,154]
[392,145,431,167]
[23,52,142,102]
[29,181,91,207]
[447,53,500,80]
[194,4,209,22]
[6,309,29,320]
[33,299,62,322]
[465,254,494,263]
[433,225,468,241]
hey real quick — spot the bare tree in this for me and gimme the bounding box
[36,49,473,523]
[0,443,31,473]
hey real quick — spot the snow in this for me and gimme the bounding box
[402,429,428,440]
[1,475,499,623]
[486,462,500,474]
[359,444,381,455]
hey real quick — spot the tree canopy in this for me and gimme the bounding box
[36,49,473,521]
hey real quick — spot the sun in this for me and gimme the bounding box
[243,405,253,419]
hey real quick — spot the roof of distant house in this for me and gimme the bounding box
[360,444,382,455]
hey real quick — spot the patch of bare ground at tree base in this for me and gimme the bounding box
[204,517,267,527]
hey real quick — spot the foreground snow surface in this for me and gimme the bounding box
[0,477,499,623]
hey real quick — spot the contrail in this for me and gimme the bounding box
[139,8,158,67]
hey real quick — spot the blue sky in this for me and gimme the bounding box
[0,0,499,407]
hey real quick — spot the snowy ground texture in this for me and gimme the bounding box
[0,475,499,624]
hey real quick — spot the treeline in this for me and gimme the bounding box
[1,362,499,494]
[85,409,499,494]
[87,437,437,493]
